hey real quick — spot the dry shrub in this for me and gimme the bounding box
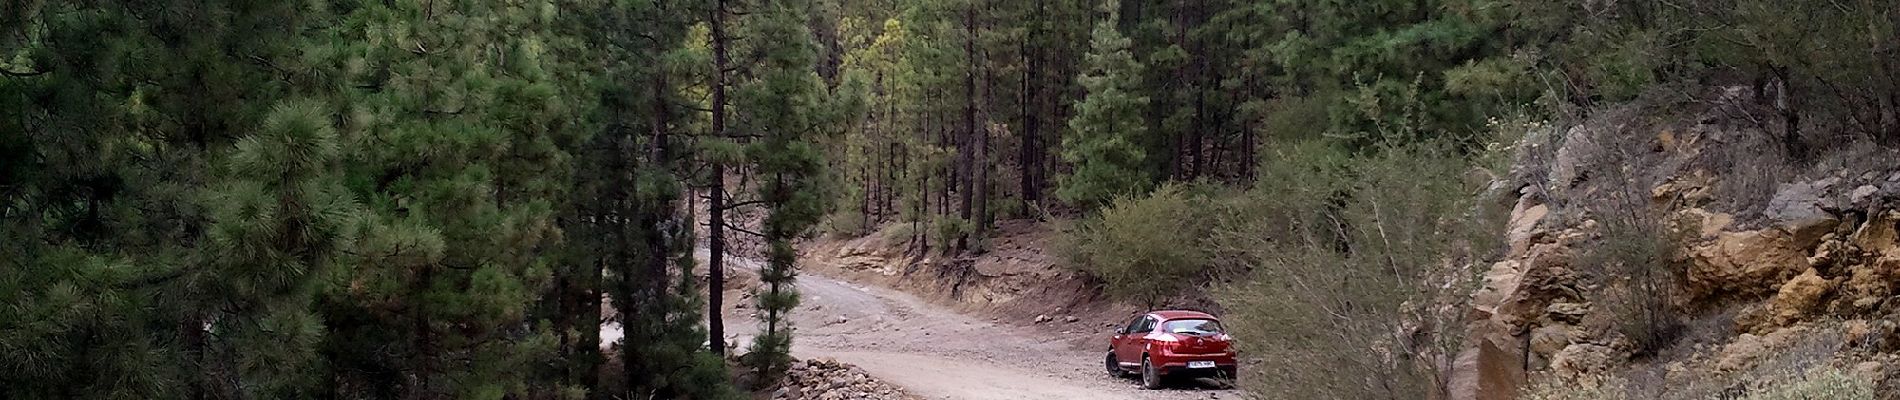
[1704,131,1793,218]
[1740,367,1876,400]
[1525,325,1868,400]
[1586,215,1688,357]
[1521,374,1632,400]
[1521,365,1873,400]
[1556,106,1691,357]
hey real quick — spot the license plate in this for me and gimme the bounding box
[1188,361,1216,369]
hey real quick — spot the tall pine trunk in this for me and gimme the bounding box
[706,0,731,357]
[957,3,977,251]
[1020,3,1043,214]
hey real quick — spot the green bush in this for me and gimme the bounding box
[1061,184,1210,308]
[819,209,870,239]
[1542,0,1900,148]
[1213,139,1499,399]
[931,217,973,253]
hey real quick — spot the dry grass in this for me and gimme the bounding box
[1523,365,1874,400]
[1522,324,1871,400]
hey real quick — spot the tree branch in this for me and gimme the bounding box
[719,199,767,211]
[0,67,48,78]
[722,222,764,238]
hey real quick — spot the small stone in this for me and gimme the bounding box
[1550,343,1620,378]
[1035,314,1052,323]
[1852,185,1881,205]
[1064,315,1080,323]
[1529,324,1579,358]
[1545,302,1590,323]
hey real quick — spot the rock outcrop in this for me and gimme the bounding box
[1446,90,1900,399]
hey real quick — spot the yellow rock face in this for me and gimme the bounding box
[1766,268,1832,328]
[1688,229,1811,299]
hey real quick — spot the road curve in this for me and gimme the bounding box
[709,250,1241,400]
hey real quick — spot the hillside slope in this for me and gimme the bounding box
[1450,87,1900,399]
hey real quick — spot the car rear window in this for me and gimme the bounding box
[1161,319,1222,335]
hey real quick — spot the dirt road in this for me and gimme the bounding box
[711,251,1241,400]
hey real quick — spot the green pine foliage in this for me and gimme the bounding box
[4,0,747,398]
[194,99,358,398]
[8,0,1899,398]
[1057,0,1152,209]
[3,1,331,397]
[735,0,835,379]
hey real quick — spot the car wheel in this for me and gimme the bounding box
[1140,355,1162,390]
[1104,351,1122,377]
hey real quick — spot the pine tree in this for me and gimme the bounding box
[191,99,358,398]
[312,1,575,397]
[735,0,832,378]
[1057,0,1152,210]
[2,2,337,398]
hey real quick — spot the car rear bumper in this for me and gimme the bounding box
[1159,364,1237,378]
[1151,353,1237,377]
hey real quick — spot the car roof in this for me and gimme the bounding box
[1146,310,1217,320]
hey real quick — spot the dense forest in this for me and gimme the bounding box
[3,0,1894,399]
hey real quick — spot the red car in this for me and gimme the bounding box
[1104,310,1236,389]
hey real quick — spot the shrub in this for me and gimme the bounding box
[1586,215,1688,357]
[819,209,870,239]
[1214,139,1498,399]
[1567,111,1689,357]
[1740,366,1876,400]
[930,217,973,253]
[1060,184,1209,308]
[1518,365,1875,400]
[1520,374,1631,400]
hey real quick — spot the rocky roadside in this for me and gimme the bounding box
[766,358,922,400]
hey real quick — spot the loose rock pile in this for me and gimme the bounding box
[769,358,919,400]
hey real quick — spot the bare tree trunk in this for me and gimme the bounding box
[976,0,994,235]
[1188,0,1207,180]
[1019,7,1042,214]
[706,0,731,356]
[957,2,978,252]
[408,266,434,400]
